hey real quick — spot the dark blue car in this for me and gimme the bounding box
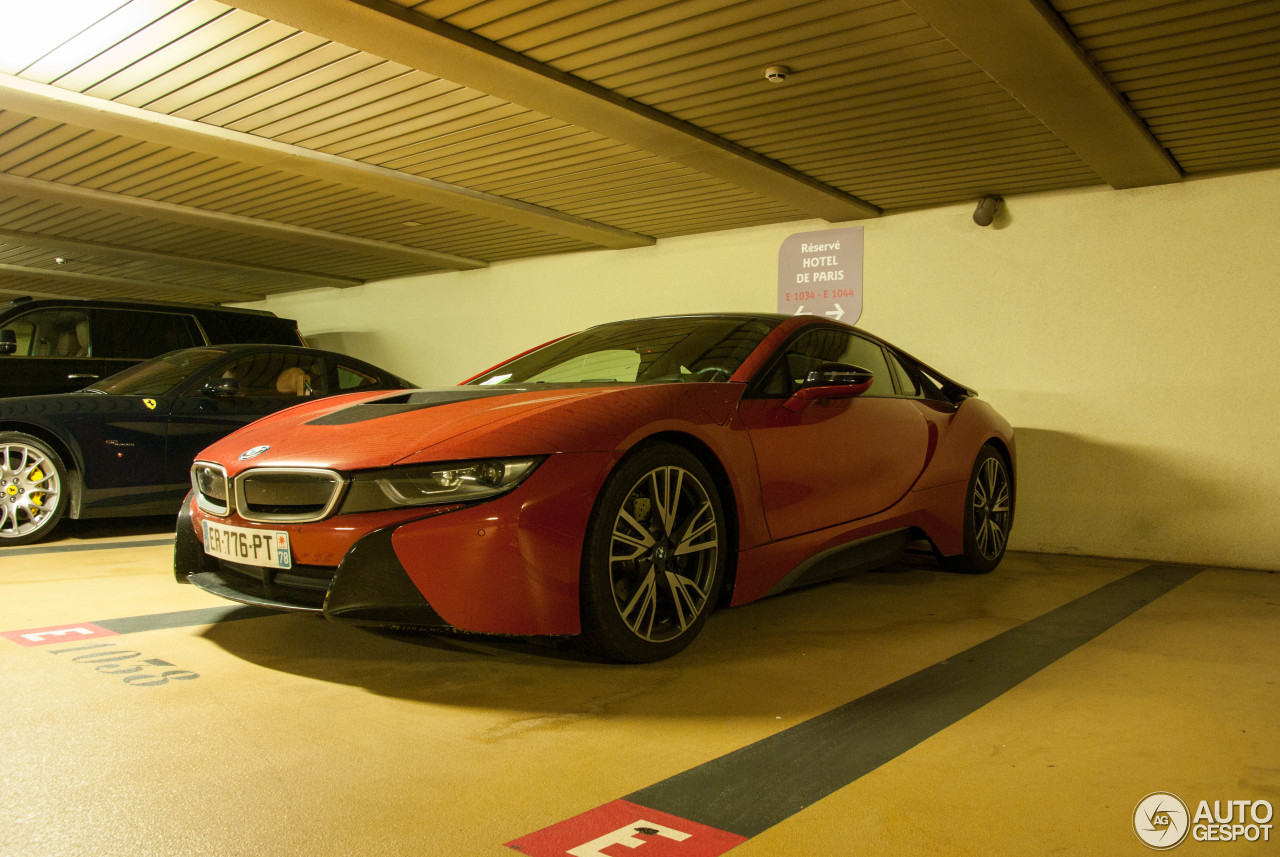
[0,344,412,545]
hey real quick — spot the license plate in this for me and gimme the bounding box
[202,520,292,569]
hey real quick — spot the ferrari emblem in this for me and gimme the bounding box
[143,399,157,410]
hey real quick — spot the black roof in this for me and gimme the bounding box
[0,296,278,318]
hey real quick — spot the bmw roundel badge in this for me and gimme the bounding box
[239,445,270,460]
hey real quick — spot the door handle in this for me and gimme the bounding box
[67,374,99,380]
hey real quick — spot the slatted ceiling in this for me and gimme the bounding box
[432,139,633,190]
[0,116,588,262]
[82,9,264,103]
[1051,0,1280,175]
[651,48,973,119]
[323,98,534,160]
[582,4,920,88]
[115,16,290,110]
[0,0,1276,302]
[22,0,188,85]
[693,72,1001,138]
[405,123,608,172]
[370,113,574,170]
[0,200,414,284]
[1104,37,1280,83]
[779,115,1048,165]
[621,26,950,104]
[276,78,469,149]
[148,30,336,117]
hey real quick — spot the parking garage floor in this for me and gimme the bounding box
[2,521,1276,857]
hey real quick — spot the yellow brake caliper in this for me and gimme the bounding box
[28,465,45,508]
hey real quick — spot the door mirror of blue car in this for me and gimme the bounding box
[203,377,241,397]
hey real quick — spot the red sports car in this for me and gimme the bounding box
[175,314,1014,662]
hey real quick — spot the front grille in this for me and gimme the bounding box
[235,468,344,523]
[191,463,344,523]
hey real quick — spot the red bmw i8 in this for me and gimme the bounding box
[175,314,1014,662]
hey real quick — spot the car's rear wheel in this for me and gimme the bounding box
[938,444,1013,574]
[0,433,69,546]
[580,443,727,663]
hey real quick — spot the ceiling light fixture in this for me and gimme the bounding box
[973,195,1003,227]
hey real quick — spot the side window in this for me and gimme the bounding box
[209,352,330,398]
[337,364,380,391]
[761,329,896,397]
[0,309,90,357]
[91,310,201,360]
[886,351,921,396]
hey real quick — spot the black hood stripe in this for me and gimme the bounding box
[304,385,580,426]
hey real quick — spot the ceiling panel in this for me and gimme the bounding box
[0,0,1275,303]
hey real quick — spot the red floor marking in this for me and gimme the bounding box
[507,798,747,857]
[1,623,119,647]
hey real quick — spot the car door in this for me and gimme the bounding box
[737,327,931,541]
[59,394,173,509]
[164,350,331,484]
[0,307,103,396]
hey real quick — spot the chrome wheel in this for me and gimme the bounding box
[608,464,719,643]
[972,454,1012,561]
[581,443,727,662]
[0,436,67,544]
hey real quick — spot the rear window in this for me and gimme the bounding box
[196,311,302,346]
[91,309,201,359]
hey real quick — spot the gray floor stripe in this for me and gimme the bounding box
[1,537,174,557]
[626,562,1203,838]
[94,605,282,634]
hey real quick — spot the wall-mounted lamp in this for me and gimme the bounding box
[973,195,1003,227]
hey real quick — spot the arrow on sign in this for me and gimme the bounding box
[825,303,845,321]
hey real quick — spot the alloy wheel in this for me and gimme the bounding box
[972,454,1011,561]
[607,464,720,644]
[0,441,63,541]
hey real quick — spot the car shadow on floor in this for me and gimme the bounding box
[44,514,177,543]
[194,547,1031,718]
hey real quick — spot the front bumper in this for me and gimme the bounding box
[174,450,615,635]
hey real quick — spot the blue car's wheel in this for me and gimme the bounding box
[580,443,727,663]
[0,433,69,546]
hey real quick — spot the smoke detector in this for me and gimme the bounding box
[764,65,791,83]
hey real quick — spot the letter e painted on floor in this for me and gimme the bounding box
[2,623,119,647]
[507,799,747,857]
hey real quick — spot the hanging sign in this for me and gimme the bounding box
[776,226,863,323]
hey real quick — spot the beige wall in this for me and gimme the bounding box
[248,167,1280,571]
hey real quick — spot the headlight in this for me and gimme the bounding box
[338,457,543,514]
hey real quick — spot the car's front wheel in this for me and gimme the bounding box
[580,443,727,663]
[0,433,70,546]
[938,444,1013,574]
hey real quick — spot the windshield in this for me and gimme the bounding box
[467,316,778,386]
[87,348,229,396]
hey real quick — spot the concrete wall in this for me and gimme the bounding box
[246,167,1280,571]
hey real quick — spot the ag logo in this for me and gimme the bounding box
[238,445,270,460]
[1135,792,1190,850]
[143,399,157,410]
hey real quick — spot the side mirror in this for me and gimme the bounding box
[0,329,16,356]
[784,362,874,412]
[203,377,240,397]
